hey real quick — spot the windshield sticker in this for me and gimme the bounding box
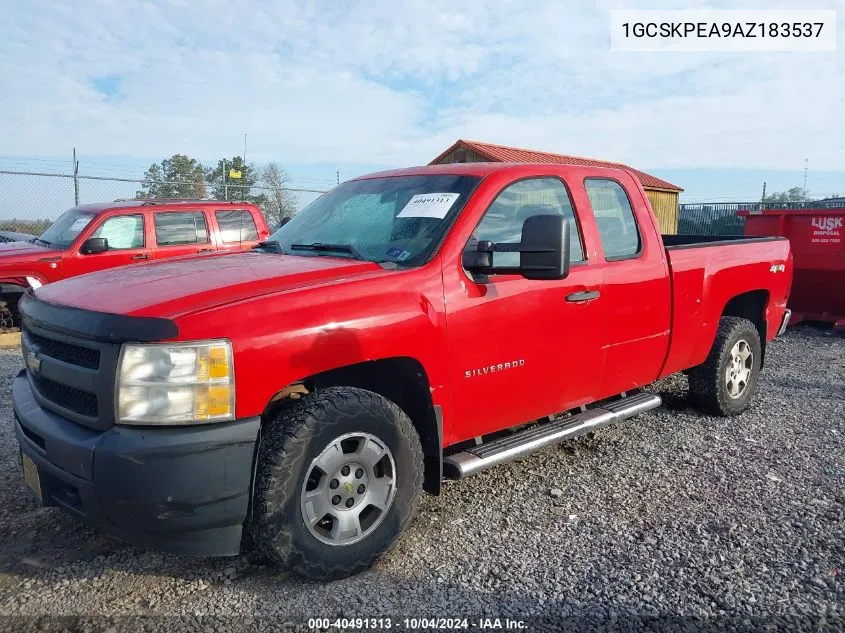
[397,193,460,219]
[70,217,92,232]
[386,247,412,261]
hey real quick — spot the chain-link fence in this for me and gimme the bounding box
[678,199,845,236]
[678,203,748,236]
[0,169,329,235]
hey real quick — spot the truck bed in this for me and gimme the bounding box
[658,234,791,378]
[661,234,785,249]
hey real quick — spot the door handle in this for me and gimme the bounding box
[131,254,150,261]
[566,289,600,302]
[197,248,213,253]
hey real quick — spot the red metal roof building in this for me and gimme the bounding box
[431,139,683,233]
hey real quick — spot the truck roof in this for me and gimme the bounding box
[68,200,259,214]
[353,161,639,182]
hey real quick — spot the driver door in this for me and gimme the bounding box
[62,213,151,278]
[443,176,606,444]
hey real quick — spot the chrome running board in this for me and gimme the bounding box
[443,392,662,479]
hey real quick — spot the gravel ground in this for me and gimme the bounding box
[0,325,842,632]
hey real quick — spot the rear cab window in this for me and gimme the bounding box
[584,179,642,260]
[154,211,209,246]
[216,210,259,243]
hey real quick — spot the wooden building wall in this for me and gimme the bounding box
[435,148,489,164]
[645,190,679,235]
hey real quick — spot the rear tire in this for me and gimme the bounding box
[688,316,762,416]
[249,387,423,580]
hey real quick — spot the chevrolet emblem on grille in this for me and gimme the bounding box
[26,350,41,374]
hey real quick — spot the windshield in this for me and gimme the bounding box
[38,209,95,249]
[265,175,480,266]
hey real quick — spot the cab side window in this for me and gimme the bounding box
[216,210,259,243]
[584,179,641,260]
[91,214,145,250]
[470,177,584,267]
[155,211,209,246]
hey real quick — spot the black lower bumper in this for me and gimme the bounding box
[12,370,260,557]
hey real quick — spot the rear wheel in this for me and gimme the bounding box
[688,316,762,416]
[249,387,423,580]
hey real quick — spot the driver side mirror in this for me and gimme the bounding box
[519,214,570,280]
[80,237,109,254]
[463,215,570,280]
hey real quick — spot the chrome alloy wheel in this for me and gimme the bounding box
[300,432,396,546]
[725,339,753,399]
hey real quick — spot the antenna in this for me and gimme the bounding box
[802,158,809,201]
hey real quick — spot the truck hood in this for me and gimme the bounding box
[0,240,60,263]
[34,252,385,318]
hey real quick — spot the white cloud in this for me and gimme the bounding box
[0,0,843,170]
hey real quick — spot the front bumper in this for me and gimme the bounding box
[12,370,260,557]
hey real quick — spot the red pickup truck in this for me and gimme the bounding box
[0,199,269,325]
[12,163,792,580]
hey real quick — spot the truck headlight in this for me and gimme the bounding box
[117,340,235,425]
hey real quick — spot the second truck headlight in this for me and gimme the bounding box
[116,340,235,425]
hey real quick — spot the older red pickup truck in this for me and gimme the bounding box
[13,163,792,580]
[0,199,268,325]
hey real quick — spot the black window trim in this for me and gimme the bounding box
[464,174,589,273]
[583,176,644,263]
[153,210,210,247]
[215,208,259,243]
[89,213,146,251]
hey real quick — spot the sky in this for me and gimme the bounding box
[1,0,844,220]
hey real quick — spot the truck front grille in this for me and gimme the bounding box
[21,322,120,431]
[26,331,101,370]
[30,374,99,417]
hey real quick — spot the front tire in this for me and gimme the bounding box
[249,387,424,580]
[688,316,762,416]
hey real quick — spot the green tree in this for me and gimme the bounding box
[136,154,206,199]
[763,186,807,204]
[206,156,267,205]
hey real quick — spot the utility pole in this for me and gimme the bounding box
[802,158,809,201]
[761,181,766,204]
[223,158,228,201]
[72,147,80,205]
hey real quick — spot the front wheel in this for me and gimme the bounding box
[688,316,762,416]
[249,387,424,580]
